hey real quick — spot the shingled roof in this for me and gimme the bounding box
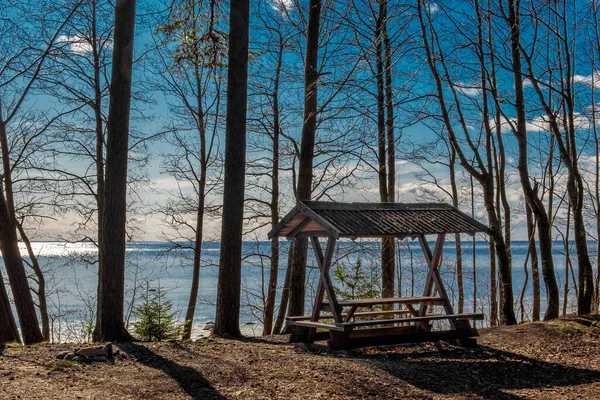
[268,201,491,239]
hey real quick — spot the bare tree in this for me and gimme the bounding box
[152,0,225,340]
[95,0,137,341]
[417,0,516,324]
[214,0,250,337]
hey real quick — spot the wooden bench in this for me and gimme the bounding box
[287,312,484,332]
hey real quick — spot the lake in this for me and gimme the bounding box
[0,238,590,342]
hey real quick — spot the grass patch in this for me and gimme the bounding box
[48,360,77,373]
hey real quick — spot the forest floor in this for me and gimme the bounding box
[2,318,600,399]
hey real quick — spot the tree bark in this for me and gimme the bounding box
[505,0,559,320]
[0,102,43,345]
[16,222,49,340]
[417,0,516,325]
[214,0,250,337]
[376,0,394,302]
[526,204,541,321]
[0,187,43,344]
[94,0,137,342]
[273,245,293,334]
[0,266,19,343]
[449,148,463,313]
[263,40,283,336]
[287,0,322,320]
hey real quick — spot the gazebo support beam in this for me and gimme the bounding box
[306,235,340,342]
[418,233,473,345]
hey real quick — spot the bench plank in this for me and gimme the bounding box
[324,296,446,307]
[337,313,484,329]
[286,320,347,331]
[287,309,412,322]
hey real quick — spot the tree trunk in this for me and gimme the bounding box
[16,222,49,340]
[375,0,394,302]
[287,0,322,320]
[92,0,106,339]
[263,42,283,336]
[182,174,205,340]
[94,0,137,342]
[449,148,463,313]
[0,187,43,344]
[213,0,250,337]
[0,267,19,343]
[0,103,43,345]
[526,204,541,321]
[506,0,559,320]
[273,245,293,334]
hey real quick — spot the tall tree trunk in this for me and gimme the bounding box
[92,0,106,337]
[273,246,292,334]
[263,42,283,336]
[376,0,394,302]
[526,204,541,321]
[214,0,250,337]
[418,0,516,325]
[94,0,137,342]
[0,103,43,345]
[287,0,322,320]
[183,174,206,340]
[182,24,210,339]
[505,0,559,320]
[471,176,477,327]
[16,222,49,340]
[449,149,463,313]
[0,266,19,343]
[0,187,43,344]
[383,0,395,302]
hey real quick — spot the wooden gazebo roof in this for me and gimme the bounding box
[269,201,491,240]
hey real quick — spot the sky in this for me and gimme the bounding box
[4,0,600,243]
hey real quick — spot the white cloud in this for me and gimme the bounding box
[271,0,293,14]
[57,34,112,55]
[573,72,600,88]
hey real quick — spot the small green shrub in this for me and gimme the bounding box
[132,285,182,341]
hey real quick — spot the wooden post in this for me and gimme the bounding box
[306,236,340,342]
[418,234,473,345]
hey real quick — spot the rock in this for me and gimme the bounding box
[104,343,113,359]
[92,356,107,362]
[75,346,107,359]
[56,351,70,360]
[203,322,215,331]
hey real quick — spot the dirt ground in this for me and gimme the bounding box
[2,319,600,399]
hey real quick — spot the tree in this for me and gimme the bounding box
[94,0,137,342]
[286,0,322,321]
[0,265,19,343]
[503,0,560,320]
[213,0,250,337]
[0,1,81,344]
[515,0,594,315]
[417,0,517,325]
[152,0,226,340]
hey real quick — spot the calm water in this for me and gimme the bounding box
[0,238,592,342]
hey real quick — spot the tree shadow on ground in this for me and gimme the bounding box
[361,344,600,399]
[120,343,225,400]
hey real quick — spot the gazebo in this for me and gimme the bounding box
[268,201,491,350]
